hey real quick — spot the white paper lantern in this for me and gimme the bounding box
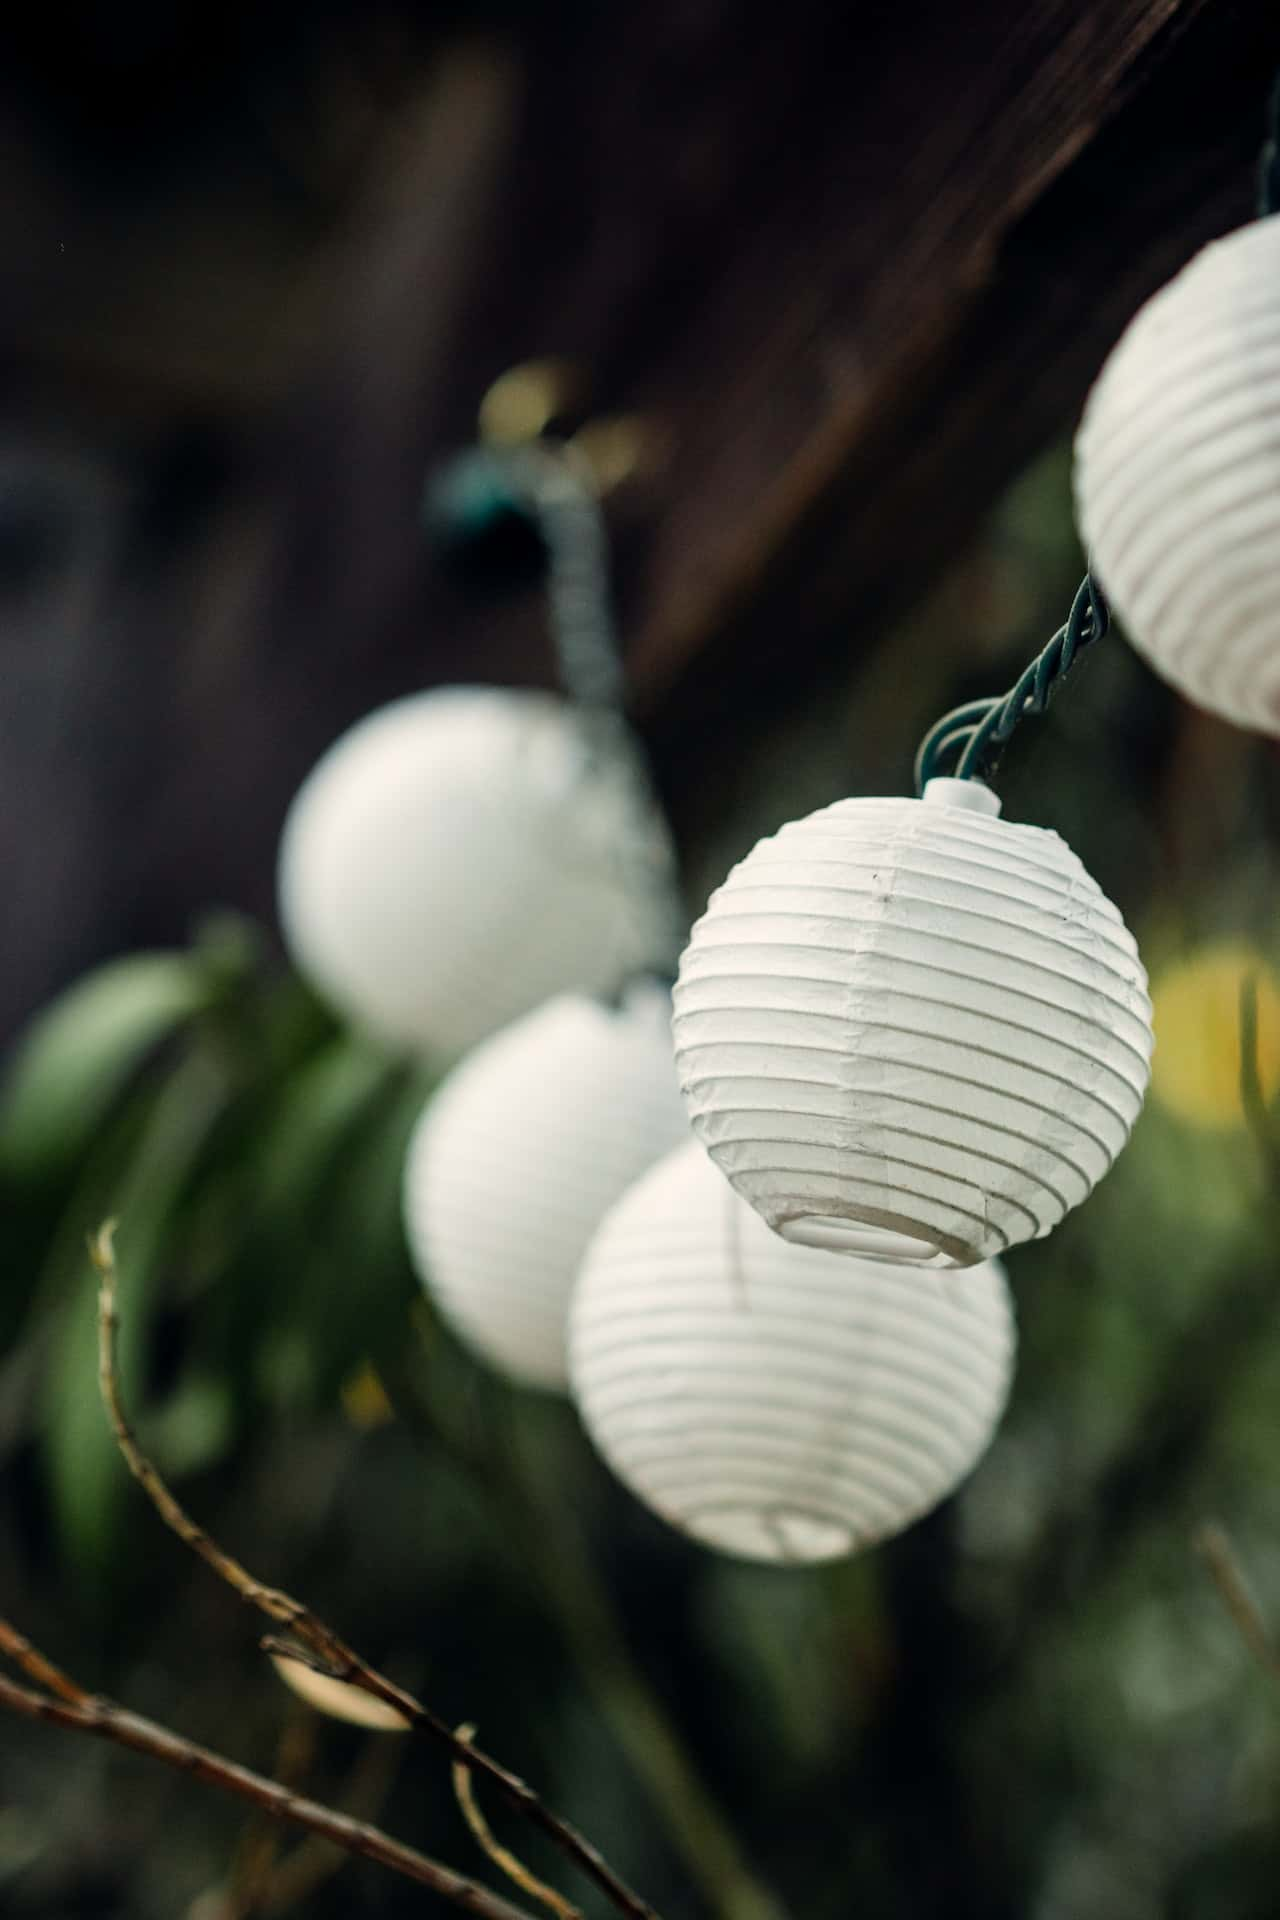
[1075,216,1280,734]
[570,1140,1014,1564]
[279,686,677,1057]
[672,777,1152,1269]
[403,985,690,1390]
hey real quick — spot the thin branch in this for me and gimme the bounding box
[225,1711,316,1918]
[0,1614,90,1707]
[0,1660,536,1920]
[1194,1521,1280,1686]
[90,1223,661,1920]
[375,1334,787,1920]
[92,1223,315,1640]
[453,1724,583,1920]
[262,1727,404,1916]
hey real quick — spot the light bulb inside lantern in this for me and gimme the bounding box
[1074,216,1280,736]
[570,1139,1015,1565]
[403,984,690,1390]
[672,778,1152,1268]
[278,686,677,1058]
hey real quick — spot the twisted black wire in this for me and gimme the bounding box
[499,443,686,972]
[505,443,629,718]
[913,574,1110,794]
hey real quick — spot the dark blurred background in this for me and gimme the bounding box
[2,3,1280,1916]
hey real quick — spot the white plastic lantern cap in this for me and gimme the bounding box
[570,1140,1014,1564]
[403,984,690,1390]
[672,780,1152,1267]
[278,686,677,1057]
[1075,216,1280,735]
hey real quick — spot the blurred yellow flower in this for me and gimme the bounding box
[1150,942,1280,1128]
[339,1360,394,1430]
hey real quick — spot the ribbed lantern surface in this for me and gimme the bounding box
[403,985,689,1390]
[278,686,677,1057]
[570,1140,1014,1564]
[1075,216,1280,735]
[672,778,1152,1268]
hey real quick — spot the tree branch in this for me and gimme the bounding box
[375,1330,786,1920]
[0,1614,90,1707]
[1194,1522,1280,1687]
[90,1223,660,1920]
[453,1723,583,1920]
[259,1729,404,1916]
[0,1657,536,1920]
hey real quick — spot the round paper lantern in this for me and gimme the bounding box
[1074,216,1280,734]
[672,777,1152,1268]
[403,985,689,1390]
[570,1140,1014,1564]
[279,686,677,1057]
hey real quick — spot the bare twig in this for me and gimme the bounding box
[1194,1521,1280,1686]
[453,1723,583,1920]
[0,1657,536,1920]
[0,1614,90,1707]
[375,1333,787,1920]
[224,1711,316,1918]
[261,1725,404,1915]
[90,1223,661,1920]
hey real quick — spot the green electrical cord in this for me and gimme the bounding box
[912,574,1110,792]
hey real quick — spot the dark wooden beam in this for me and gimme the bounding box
[266,0,1278,830]
[1,1,1278,1028]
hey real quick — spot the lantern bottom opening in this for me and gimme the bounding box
[777,1210,981,1269]
[686,1503,856,1566]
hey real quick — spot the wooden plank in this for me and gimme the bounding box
[622,0,1280,801]
[273,0,1278,818]
[1,1,1278,1027]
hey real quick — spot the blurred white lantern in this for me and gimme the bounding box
[278,686,677,1057]
[1075,216,1280,734]
[403,984,689,1390]
[570,1140,1014,1564]
[673,777,1152,1268]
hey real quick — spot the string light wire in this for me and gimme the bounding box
[431,438,684,975]
[913,573,1109,792]
[918,69,1280,797]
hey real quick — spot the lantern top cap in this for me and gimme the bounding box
[920,776,1002,817]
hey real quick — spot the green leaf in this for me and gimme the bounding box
[40,1049,235,1584]
[0,953,214,1182]
[218,1036,402,1402]
[145,1372,236,1479]
[254,1034,403,1236]
[235,1038,431,1411]
[302,1069,432,1401]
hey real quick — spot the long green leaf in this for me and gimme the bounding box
[0,953,214,1182]
[40,1048,234,1583]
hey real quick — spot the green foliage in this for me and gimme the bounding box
[0,950,221,1184]
[5,454,1280,1917]
[0,927,434,1588]
[40,1050,234,1579]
